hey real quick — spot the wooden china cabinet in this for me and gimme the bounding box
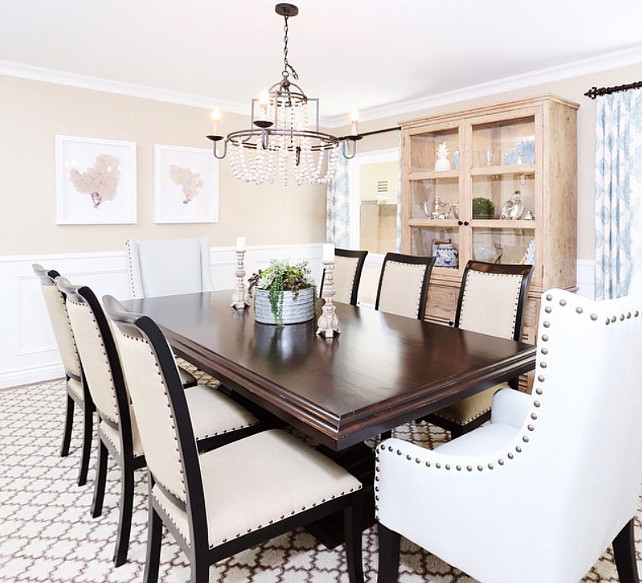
[401,94,579,346]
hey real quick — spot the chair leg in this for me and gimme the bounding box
[190,559,210,583]
[113,459,135,567]
[91,441,109,518]
[344,498,364,583]
[613,518,640,583]
[143,503,163,583]
[77,403,93,486]
[376,523,401,583]
[60,394,74,457]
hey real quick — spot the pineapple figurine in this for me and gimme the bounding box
[434,142,451,171]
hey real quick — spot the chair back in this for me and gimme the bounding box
[32,264,82,380]
[516,289,642,579]
[103,295,200,508]
[56,278,131,435]
[455,261,533,340]
[375,253,435,319]
[126,237,213,299]
[320,248,368,305]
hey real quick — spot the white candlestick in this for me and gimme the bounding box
[322,243,335,263]
[236,237,246,252]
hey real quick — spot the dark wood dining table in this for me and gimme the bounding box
[121,290,536,546]
[121,290,536,451]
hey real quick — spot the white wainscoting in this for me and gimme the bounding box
[0,244,324,389]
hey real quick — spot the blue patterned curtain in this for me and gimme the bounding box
[595,89,642,299]
[326,154,351,247]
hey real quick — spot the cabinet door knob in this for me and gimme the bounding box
[458,220,463,226]
[464,221,470,226]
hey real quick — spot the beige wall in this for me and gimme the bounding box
[343,61,642,261]
[0,75,326,255]
[3,60,642,260]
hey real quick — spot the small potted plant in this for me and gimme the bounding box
[248,259,316,328]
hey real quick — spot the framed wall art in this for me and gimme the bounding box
[55,135,137,224]
[154,145,219,223]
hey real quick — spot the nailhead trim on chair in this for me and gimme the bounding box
[374,291,642,520]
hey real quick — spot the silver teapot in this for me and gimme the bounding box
[422,197,451,219]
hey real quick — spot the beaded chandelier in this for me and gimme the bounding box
[207,3,360,186]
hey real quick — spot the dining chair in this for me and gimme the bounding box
[375,288,642,583]
[32,264,94,487]
[320,248,368,305]
[58,281,260,567]
[126,236,215,387]
[374,252,435,319]
[125,236,213,299]
[103,295,365,583]
[424,260,533,437]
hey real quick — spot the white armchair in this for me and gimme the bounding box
[125,236,213,299]
[376,288,642,583]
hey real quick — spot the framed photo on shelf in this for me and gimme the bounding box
[154,145,218,223]
[55,135,137,224]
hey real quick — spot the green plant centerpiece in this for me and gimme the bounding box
[248,259,317,328]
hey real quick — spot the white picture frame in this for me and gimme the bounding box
[55,135,137,224]
[154,145,218,223]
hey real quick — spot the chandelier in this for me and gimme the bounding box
[206,3,361,186]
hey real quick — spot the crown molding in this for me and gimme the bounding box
[0,60,247,114]
[3,44,642,126]
[322,45,642,128]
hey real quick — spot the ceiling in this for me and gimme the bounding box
[2,0,642,124]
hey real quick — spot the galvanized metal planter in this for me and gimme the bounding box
[253,287,316,325]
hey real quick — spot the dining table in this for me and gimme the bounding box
[121,290,536,450]
[121,290,536,546]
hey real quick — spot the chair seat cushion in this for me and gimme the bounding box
[178,366,198,388]
[185,385,258,440]
[66,376,84,402]
[152,429,362,547]
[99,407,144,458]
[433,382,509,425]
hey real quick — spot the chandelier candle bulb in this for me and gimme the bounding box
[236,236,246,252]
[350,110,359,135]
[211,107,221,135]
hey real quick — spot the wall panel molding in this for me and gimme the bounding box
[0,246,593,389]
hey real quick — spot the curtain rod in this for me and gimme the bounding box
[584,81,642,99]
[357,126,400,138]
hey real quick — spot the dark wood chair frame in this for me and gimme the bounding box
[374,252,436,320]
[104,296,364,583]
[424,260,534,437]
[57,279,144,566]
[320,248,369,306]
[32,264,95,487]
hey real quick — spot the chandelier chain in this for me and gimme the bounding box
[282,12,298,83]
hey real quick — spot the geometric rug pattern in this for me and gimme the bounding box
[0,378,639,582]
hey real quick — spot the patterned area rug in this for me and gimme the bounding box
[0,376,638,582]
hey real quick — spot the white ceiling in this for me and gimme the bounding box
[2,0,642,125]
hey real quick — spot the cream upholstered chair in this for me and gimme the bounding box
[375,289,642,583]
[375,252,435,319]
[126,236,215,387]
[125,237,213,299]
[103,294,365,583]
[424,261,533,437]
[32,264,94,487]
[320,248,368,305]
[58,280,259,566]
